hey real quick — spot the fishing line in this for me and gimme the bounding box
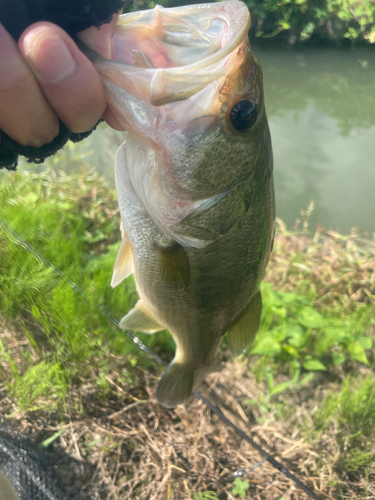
[195,392,322,500]
[0,217,322,500]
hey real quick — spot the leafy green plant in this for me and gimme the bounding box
[193,492,220,500]
[249,282,373,384]
[126,0,375,44]
[1,155,374,423]
[246,0,375,44]
[232,478,249,497]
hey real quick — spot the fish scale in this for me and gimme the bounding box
[83,0,275,408]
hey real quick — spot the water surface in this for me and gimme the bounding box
[255,43,375,235]
[39,44,375,235]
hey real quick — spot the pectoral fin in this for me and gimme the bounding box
[119,300,164,334]
[227,290,262,356]
[156,243,190,290]
[111,226,133,288]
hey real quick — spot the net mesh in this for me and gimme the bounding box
[0,421,66,500]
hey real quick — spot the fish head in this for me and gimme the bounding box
[88,0,271,245]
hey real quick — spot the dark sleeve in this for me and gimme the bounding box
[0,0,129,170]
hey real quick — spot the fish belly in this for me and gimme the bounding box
[115,140,275,407]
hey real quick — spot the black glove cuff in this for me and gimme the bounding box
[0,121,102,171]
[0,0,130,170]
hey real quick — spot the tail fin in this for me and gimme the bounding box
[0,470,18,500]
[156,361,221,408]
[156,363,195,408]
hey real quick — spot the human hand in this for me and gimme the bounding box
[0,13,123,149]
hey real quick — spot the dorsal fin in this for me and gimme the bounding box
[111,223,133,288]
[227,290,262,356]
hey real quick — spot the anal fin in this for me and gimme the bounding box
[111,224,133,288]
[227,290,262,356]
[156,243,190,290]
[119,300,164,334]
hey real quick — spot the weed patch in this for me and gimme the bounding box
[0,163,168,411]
[314,375,375,473]
[0,161,374,498]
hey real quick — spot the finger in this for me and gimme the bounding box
[77,14,125,131]
[103,107,124,131]
[77,13,120,59]
[0,23,59,147]
[19,22,106,134]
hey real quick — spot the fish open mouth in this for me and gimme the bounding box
[90,0,251,106]
[81,1,257,249]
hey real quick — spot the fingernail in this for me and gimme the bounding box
[24,31,75,83]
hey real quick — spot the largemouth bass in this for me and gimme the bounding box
[87,0,275,408]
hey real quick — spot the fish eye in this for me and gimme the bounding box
[229,100,258,132]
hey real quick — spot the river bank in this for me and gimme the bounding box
[129,0,375,46]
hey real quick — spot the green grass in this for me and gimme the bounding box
[248,281,375,385]
[0,150,374,429]
[314,375,375,473]
[0,152,174,411]
[1,149,375,495]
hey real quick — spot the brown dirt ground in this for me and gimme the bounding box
[0,227,374,500]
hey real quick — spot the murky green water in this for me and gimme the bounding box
[45,44,375,235]
[255,43,375,235]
